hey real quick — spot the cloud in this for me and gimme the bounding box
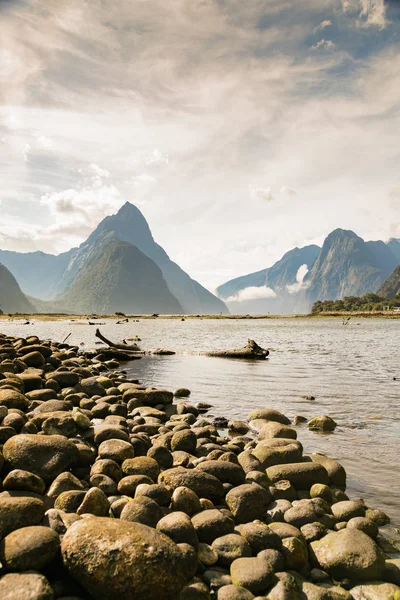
[286,264,309,294]
[341,0,388,28]
[226,285,277,303]
[280,186,297,196]
[314,20,332,32]
[311,39,336,50]
[249,185,274,202]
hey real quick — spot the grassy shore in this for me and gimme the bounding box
[0,311,399,321]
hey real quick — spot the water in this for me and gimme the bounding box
[1,316,399,525]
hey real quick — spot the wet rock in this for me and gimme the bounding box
[175,388,191,398]
[3,434,79,483]
[310,529,385,582]
[308,416,337,432]
[61,517,189,600]
[0,525,60,571]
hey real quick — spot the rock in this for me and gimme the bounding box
[236,522,282,553]
[61,517,189,600]
[254,443,303,472]
[197,542,219,566]
[0,572,54,600]
[310,529,385,582]
[46,472,85,499]
[0,525,60,571]
[365,508,390,526]
[347,517,379,539]
[217,585,255,599]
[159,467,224,503]
[2,469,46,495]
[228,421,249,435]
[122,456,160,481]
[230,556,275,594]
[206,340,269,360]
[3,434,79,483]
[196,461,246,486]
[310,484,333,503]
[309,454,346,488]
[157,512,198,547]
[258,422,297,440]
[225,484,271,523]
[0,495,45,539]
[331,500,365,521]
[267,463,329,488]
[175,388,191,398]
[281,536,309,571]
[284,499,326,528]
[77,487,110,516]
[308,416,337,432]
[192,509,235,544]
[266,571,302,600]
[46,371,79,388]
[213,417,229,428]
[135,483,172,506]
[147,445,174,469]
[211,534,252,566]
[120,495,163,527]
[247,409,291,425]
[76,377,106,397]
[21,351,46,368]
[384,558,400,585]
[0,389,29,411]
[54,490,86,513]
[257,548,285,572]
[171,486,202,516]
[171,430,197,454]
[301,522,327,542]
[350,581,400,600]
[98,439,135,463]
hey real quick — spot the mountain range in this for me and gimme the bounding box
[0,203,228,315]
[217,229,400,314]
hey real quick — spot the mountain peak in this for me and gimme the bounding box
[115,201,144,219]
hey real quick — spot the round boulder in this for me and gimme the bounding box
[0,525,60,571]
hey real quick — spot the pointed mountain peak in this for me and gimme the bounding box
[115,201,145,219]
[325,228,359,243]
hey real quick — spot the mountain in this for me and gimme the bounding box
[217,245,320,300]
[0,203,228,315]
[378,265,400,299]
[0,264,36,313]
[304,229,399,303]
[216,245,320,315]
[387,238,400,263]
[0,249,76,299]
[58,232,183,314]
[54,202,228,315]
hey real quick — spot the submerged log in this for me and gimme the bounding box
[95,329,142,352]
[206,339,269,360]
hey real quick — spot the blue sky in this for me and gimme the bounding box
[0,0,399,290]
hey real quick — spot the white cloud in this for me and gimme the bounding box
[286,264,309,294]
[341,0,388,28]
[314,20,332,32]
[311,39,336,51]
[249,185,274,202]
[280,186,297,196]
[144,149,169,167]
[226,286,277,302]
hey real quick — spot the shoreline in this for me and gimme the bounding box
[0,329,399,598]
[1,311,400,321]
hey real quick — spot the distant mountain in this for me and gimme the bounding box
[217,229,399,314]
[0,264,36,313]
[217,245,320,300]
[387,238,400,263]
[0,249,76,299]
[58,232,183,314]
[304,229,399,303]
[378,265,400,299]
[0,203,228,315]
[216,245,320,314]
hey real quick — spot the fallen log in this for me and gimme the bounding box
[205,339,269,360]
[95,328,142,352]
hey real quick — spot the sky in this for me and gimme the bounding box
[1,0,400,291]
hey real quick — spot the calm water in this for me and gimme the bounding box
[1,317,399,525]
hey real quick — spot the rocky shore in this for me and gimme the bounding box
[0,332,399,600]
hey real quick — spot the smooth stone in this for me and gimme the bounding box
[0,525,60,571]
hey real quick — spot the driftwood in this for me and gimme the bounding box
[95,329,141,352]
[84,349,142,361]
[206,339,269,360]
